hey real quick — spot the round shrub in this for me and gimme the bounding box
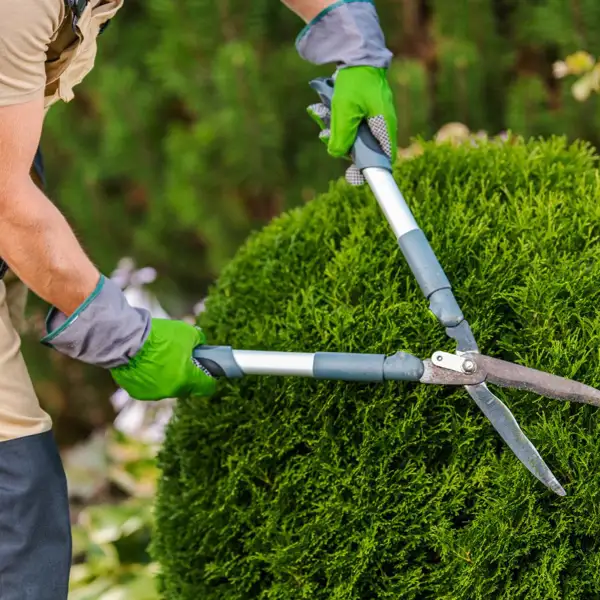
[153,137,600,600]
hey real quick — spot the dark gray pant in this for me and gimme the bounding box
[0,431,71,599]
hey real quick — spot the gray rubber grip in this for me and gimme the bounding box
[193,346,244,378]
[383,352,425,381]
[309,77,393,172]
[428,289,464,328]
[313,351,425,382]
[397,229,452,298]
[314,352,385,381]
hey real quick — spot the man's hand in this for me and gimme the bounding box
[307,67,397,184]
[41,274,217,401]
[110,320,217,401]
[284,0,398,184]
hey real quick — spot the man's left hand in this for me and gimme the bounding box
[307,66,397,185]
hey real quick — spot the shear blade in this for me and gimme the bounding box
[465,383,566,496]
[471,354,600,407]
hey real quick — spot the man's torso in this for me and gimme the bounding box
[0,0,123,111]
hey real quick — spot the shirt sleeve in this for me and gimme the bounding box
[0,0,64,107]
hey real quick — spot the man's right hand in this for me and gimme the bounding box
[41,274,217,401]
[111,319,217,401]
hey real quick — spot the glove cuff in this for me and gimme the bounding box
[296,0,393,68]
[41,275,151,369]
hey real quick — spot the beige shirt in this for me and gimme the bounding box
[0,0,123,110]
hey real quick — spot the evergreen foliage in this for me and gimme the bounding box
[152,138,600,599]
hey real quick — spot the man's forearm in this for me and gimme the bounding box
[281,0,337,22]
[0,178,100,317]
[283,0,392,70]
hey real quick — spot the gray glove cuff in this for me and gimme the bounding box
[295,0,393,68]
[41,275,151,369]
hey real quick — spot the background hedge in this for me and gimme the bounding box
[153,137,600,599]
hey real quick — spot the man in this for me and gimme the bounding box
[0,0,397,597]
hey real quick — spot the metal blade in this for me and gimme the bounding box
[471,354,600,407]
[465,383,566,496]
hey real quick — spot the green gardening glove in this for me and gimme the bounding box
[111,319,217,401]
[295,0,397,185]
[42,275,216,402]
[307,67,397,185]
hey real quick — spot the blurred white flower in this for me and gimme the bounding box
[193,299,206,315]
[571,68,600,102]
[552,60,569,79]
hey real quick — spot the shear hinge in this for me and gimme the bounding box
[431,351,478,374]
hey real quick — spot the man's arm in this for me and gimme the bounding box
[281,0,337,22]
[0,95,100,316]
[0,0,215,404]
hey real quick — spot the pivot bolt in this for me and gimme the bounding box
[462,359,476,374]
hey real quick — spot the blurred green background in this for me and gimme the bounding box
[16,0,600,596]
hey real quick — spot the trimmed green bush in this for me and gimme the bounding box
[153,138,600,600]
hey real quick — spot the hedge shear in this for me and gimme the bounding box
[194,77,600,496]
